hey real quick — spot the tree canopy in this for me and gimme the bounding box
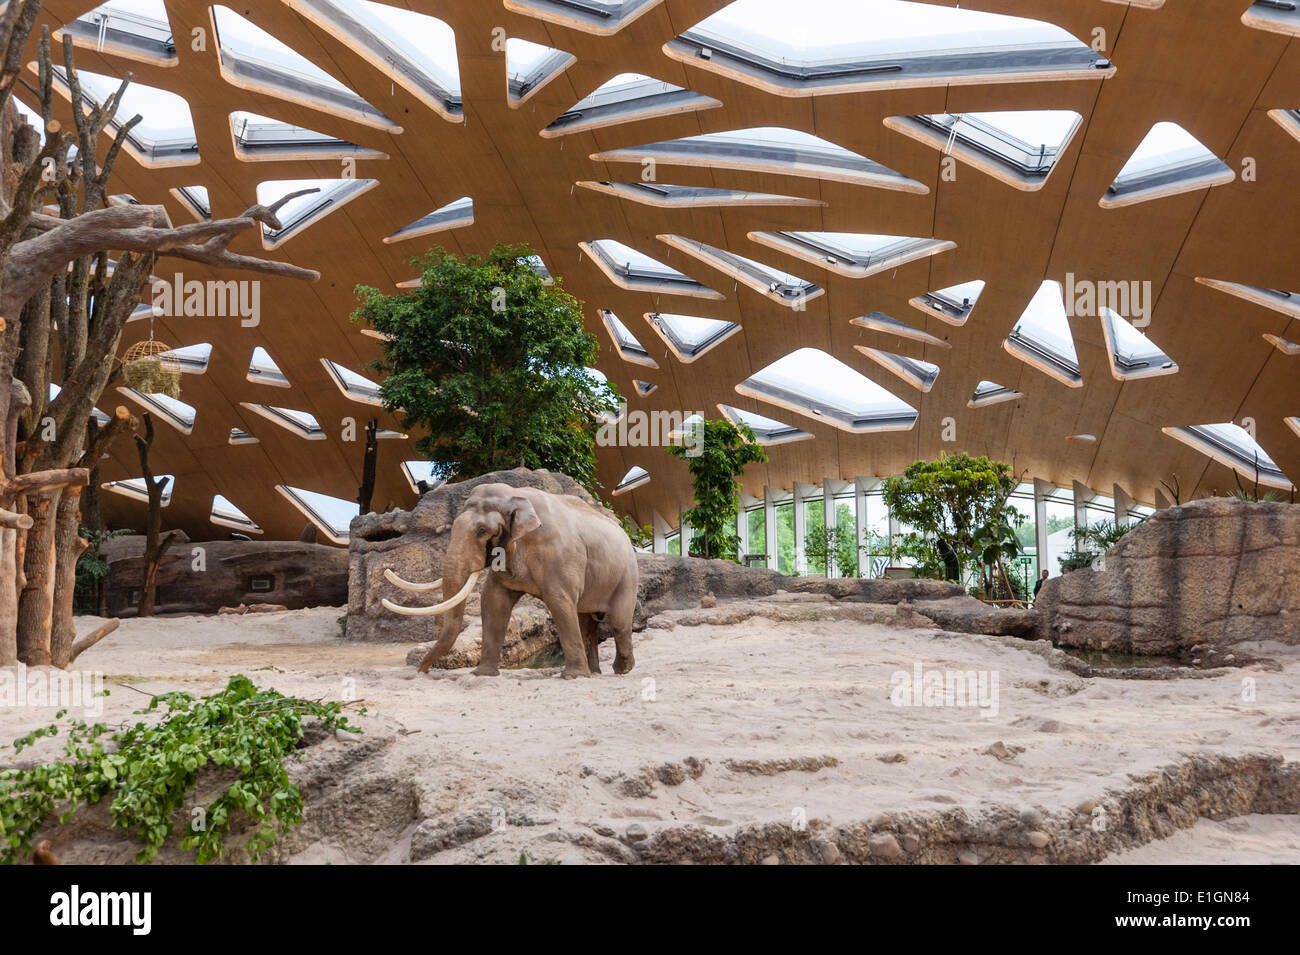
[668,417,767,560]
[352,244,618,491]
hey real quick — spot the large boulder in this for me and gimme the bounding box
[1035,498,1300,653]
[101,535,348,616]
[346,468,609,642]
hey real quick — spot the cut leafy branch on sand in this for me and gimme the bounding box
[0,0,319,668]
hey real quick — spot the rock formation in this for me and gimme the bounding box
[1035,498,1300,653]
[101,534,348,616]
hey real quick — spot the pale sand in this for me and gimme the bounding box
[2,607,1297,864]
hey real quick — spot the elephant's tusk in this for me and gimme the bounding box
[381,570,483,616]
[384,567,442,593]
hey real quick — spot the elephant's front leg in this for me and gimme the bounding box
[545,598,590,679]
[475,575,522,676]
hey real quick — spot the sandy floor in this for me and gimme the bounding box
[2,606,1297,864]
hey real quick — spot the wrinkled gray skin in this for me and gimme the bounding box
[416,484,638,678]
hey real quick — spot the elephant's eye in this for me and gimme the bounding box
[477,527,488,538]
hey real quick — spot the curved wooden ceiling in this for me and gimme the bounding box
[30,0,1300,541]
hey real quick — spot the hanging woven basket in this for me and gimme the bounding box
[121,339,182,398]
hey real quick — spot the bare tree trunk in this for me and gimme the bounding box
[134,413,174,617]
[357,418,378,514]
[15,488,57,664]
[50,486,84,666]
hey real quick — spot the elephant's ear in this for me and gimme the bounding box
[508,497,542,540]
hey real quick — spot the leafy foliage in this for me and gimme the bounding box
[76,525,132,583]
[667,418,767,560]
[0,676,360,865]
[1060,519,1137,570]
[882,453,1022,588]
[803,504,860,577]
[352,244,619,491]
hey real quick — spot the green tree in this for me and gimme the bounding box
[352,244,619,491]
[668,418,767,560]
[804,503,859,577]
[882,453,1022,588]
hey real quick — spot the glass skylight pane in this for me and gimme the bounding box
[613,466,650,494]
[503,0,663,36]
[240,403,324,439]
[170,184,210,221]
[543,72,719,137]
[1162,423,1291,491]
[592,127,926,190]
[658,235,819,307]
[105,475,174,506]
[255,178,378,248]
[736,347,917,433]
[718,403,812,444]
[276,485,358,543]
[248,346,289,387]
[1194,279,1300,321]
[58,68,197,166]
[281,0,461,120]
[1102,122,1233,208]
[506,38,575,104]
[646,312,740,361]
[967,380,1022,409]
[910,279,984,326]
[667,0,1111,94]
[581,240,723,299]
[401,460,442,494]
[383,197,474,244]
[322,359,383,405]
[885,110,1081,189]
[577,180,822,209]
[749,231,954,279]
[60,0,175,65]
[1004,280,1082,387]
[854,347,940,392]
[849,312,948,349]
[1243,0,1300,38]
[230,111,382,161]
[600,310,657,368]
[160,342,211,373]
[1100,307,1177,381]
[211,494,262,533]
[212,5,396,131]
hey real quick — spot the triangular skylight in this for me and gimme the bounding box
[49,67,197,167]
[577,181,824,209]
[170,185,210,222]
[666,0,1111,95]
[1101,122,1234,209]
[211,5,397,132]
[601,310,658,368]
[117,388,197,434]
[160,342,212,374]
[230,111,386,162]
[645,312,741,363]
[383,197,474,244]
[504,0,664,36]
[542,72,720,138]
[276,485,358,545]
[322,359,383,406]
[1100,308,1178,381]
[1162,422,1292,490]
[239,403,324,440]
[613,466,651,495]
[1195,279,1300,321]
[247,346,290,388]
[748,231,954,280]
[58,0,176,66]
[104,475,174,507]
[1243,0,1300,38]
[1268,108,1300,145]
[854,347,940,392]
[229,427,259,445]
[909,279,984,326]
[884,110,1082,190]
[657,235,820,308]
[591,127,927,191]
[401,460,442,494]
[281,0,461,121]
[580,239,723,300]
[49,383,109,425]
[1264,333,1300,355]
[1287,417,1300,440]
[506,37,575,106]
[850,312,949,349]
[718,404,812,445]
[735,347,918,433]
[634,380,657,396]
[1003,280,1082,387]
[256,178,378,249]
[211,494,262,534]
[967,381,1022,409]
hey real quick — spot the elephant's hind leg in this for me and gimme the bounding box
[610,583,637,675]
[580,614,601,674]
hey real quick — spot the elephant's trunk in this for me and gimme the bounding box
[414,520,485,673]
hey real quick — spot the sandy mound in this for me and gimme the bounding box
[2,604,1297,864]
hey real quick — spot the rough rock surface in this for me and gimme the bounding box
[101,534,348,616]
[1035,499,1300,654]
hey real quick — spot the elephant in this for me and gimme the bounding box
[382,483,639,679]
